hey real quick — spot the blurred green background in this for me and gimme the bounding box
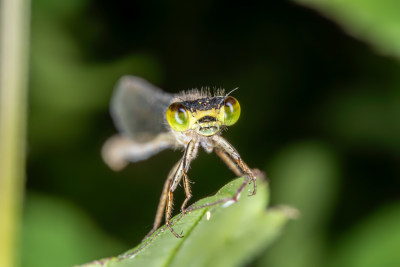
[20,0,400,266]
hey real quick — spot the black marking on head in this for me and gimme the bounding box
[182,96,225,112]
[198,116,217,123]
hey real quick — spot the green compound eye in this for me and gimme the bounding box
[166,102,190,131]
[223,96,240,126]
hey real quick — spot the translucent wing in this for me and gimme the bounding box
[111,76,174,142]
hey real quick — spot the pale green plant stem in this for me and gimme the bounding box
[0,0,30,266]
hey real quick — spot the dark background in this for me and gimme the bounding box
[22,0,400,266]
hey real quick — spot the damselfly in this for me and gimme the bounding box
[102,76,257,238]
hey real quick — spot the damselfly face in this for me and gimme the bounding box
[166,95,240,136]
[102,76,257,238]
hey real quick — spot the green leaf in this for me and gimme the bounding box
[79,177,296,267]
[294,0,400,58]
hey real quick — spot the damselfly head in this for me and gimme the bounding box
[166,94,241,136]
